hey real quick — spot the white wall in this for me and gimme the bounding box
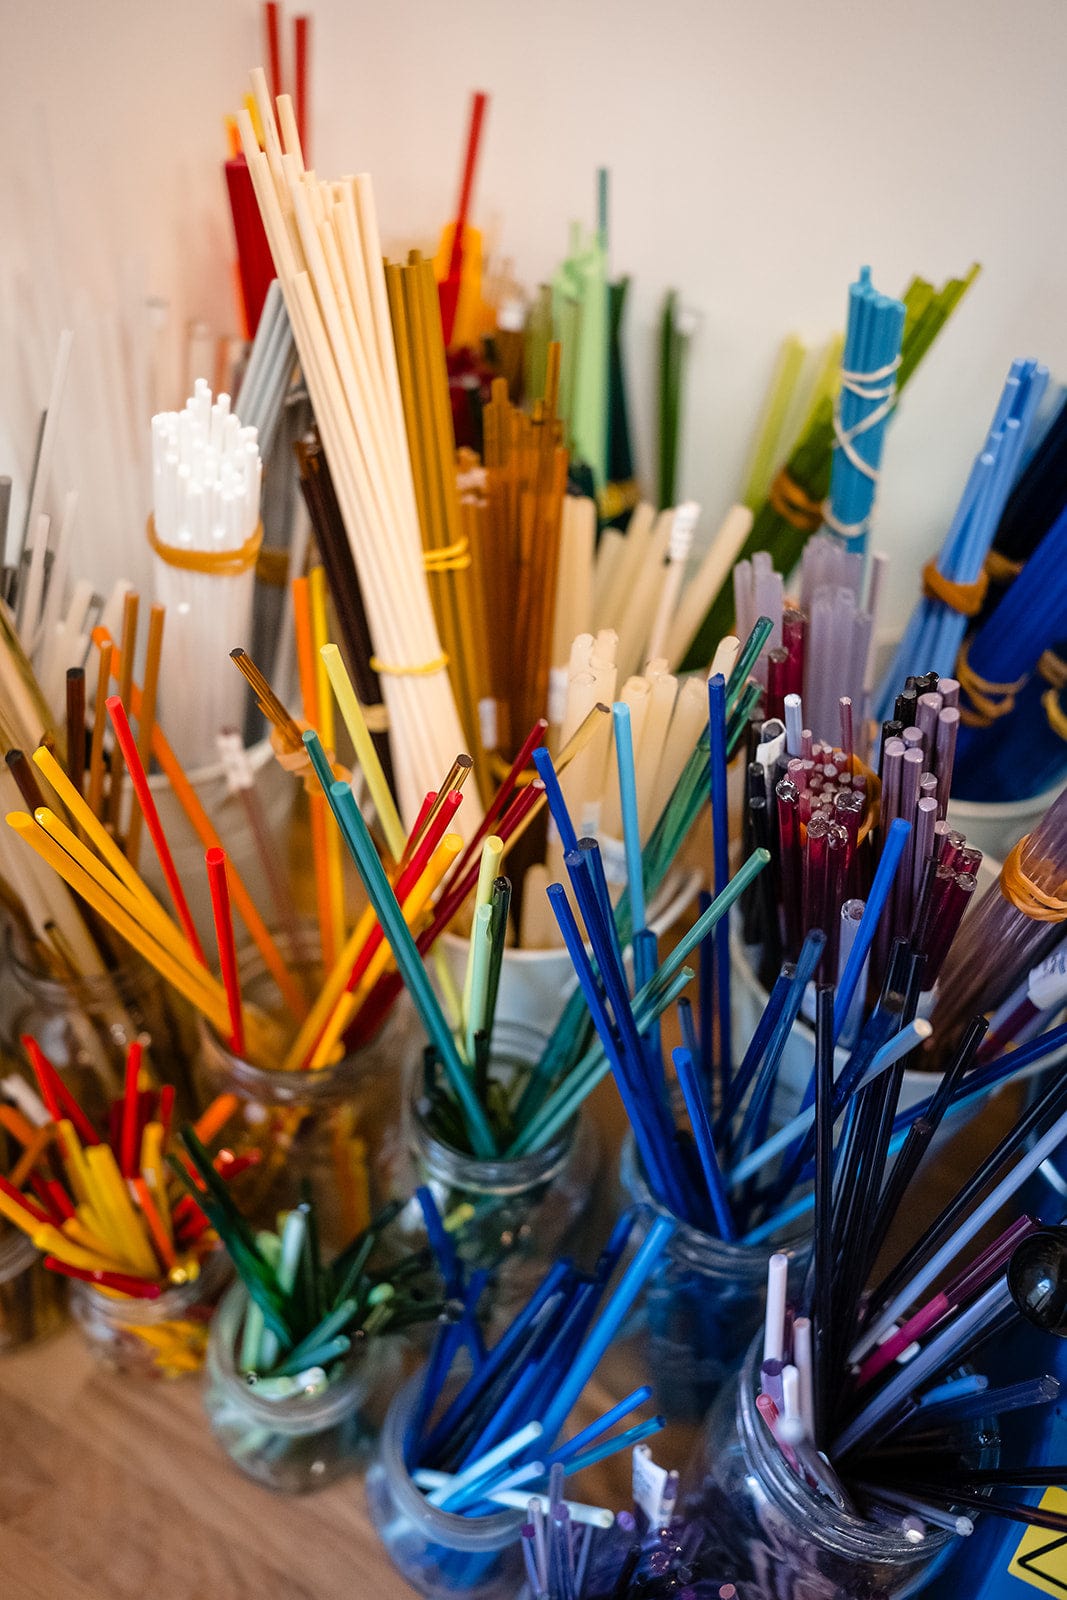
[3,0,1067,635]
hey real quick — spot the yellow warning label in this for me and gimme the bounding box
[1008,1488,1067,1595]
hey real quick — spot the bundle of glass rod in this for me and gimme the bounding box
[933,784,1067,1047]
[682,263,981,669]
[978,383,1067,621]
[952,501,1067,802]
[739,332,843,513]
[733,531,879,743]
[175,1138,444,1387]
[0,1038,236,1300]
[462,363,569,764]
[713,982,1067,1561]
[874,357,1048,722]
[820,266,906,554]
[150,380,264,770]
[386,249,502,799]
[224,4,312,343]
[397,1208,674,1548]
[236,70,476,836]
[294,430,395,794]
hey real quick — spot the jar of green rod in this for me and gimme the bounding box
[617,1134,809,1420]
[366,1372,524,1600]
[3,924,198,1118]
[687,1334,960,1599]
[69,1246,230,1378]
[204,1279,399,1492]
[194,930,414,1252]
[0,1231,66,1353]
[390,1020,598,1321]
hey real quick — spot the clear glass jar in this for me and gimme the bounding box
[69,1247,230,1378]
[194,934,415,1252]
[204,1281,397,1491]
[619,1134,810,1420]
[366,1371,524,1599]
[391,1020,598,1318]
[0,1232,67,1352]
[3,924,199,1115]
[687,1334,956,1600]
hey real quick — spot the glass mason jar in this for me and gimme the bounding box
[618,1134,810,1420]
[366,1371,524,1600]
[687,1334,957,1600]
[392,1021,598,1319]
[69,1247,230,1378]
[204,1280,397,1491]
[3,925,199,1116]
[0,1233,67,1353]
[194,933,415,1253]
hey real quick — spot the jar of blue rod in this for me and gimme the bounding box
[368,1210,675,1599]
[392,1019,599,1320]
[366,1372,525,1600]
[618,1134,808,1420]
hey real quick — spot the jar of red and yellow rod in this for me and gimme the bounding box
[1,1035,235,1377]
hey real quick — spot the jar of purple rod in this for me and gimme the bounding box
[687,1334,956,1600]
[618,1134,809,1421]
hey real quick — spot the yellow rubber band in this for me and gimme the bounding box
[361,702,390,733]
[369,651,449,678]
[984,549,1023,584]
[423,538,471,573]
[148,515,264,577]
[957,640,1028,728]
[1000,834,1067,922]
[1038,650,1067,691]
[768,469,823,533]
[1043,688,1067,743]
[256,546,291,586]
[921,559,988,617]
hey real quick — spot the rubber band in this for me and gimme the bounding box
[984,549,1023,584]
[270,725,351,793]
[821,505,868,542]
[769,469,823,533]
[1038,650,1067,691]
[1043,688,1067,744]
[369,651,449,677]
[255,546,291,586]
[362,702,390,734]
[921,560,989,617]
[488,751,537,786]
[956,641,1028,728]
[148,515,263,576]
[423,538,471,573]
[822,356,901,540]
[1000,834,1067,922]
